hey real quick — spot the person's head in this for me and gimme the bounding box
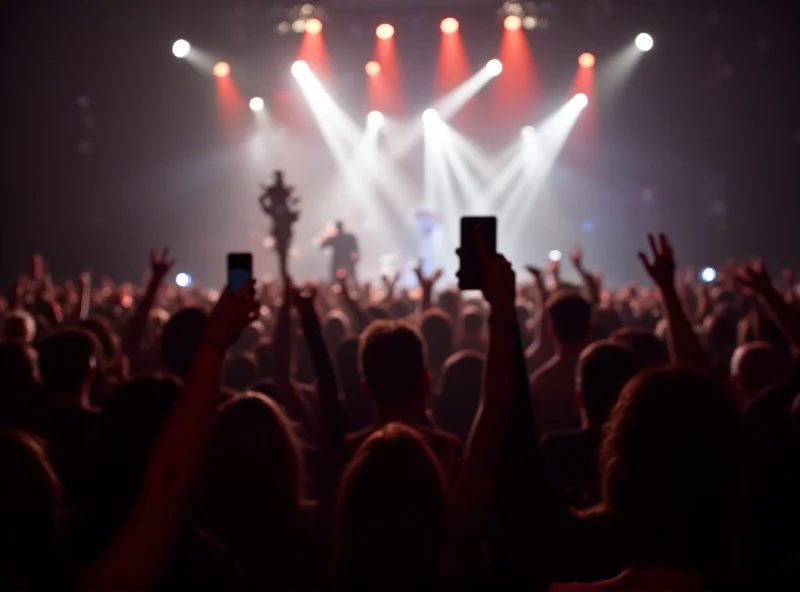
[436,290,460,323]
[324,311,350,353]
[359,321,429,417]
[335,220,344,234]
[388,300,411,319]
[730,342,790,400]
[0,430,63,589]
[462,307,485,338]
[576,341,641,430]
[600,367,741,574]
[419,310,454,376]
[1,310,36,344]
[592,308,624,337]
[336,423,446,583]
[704,310,739,358]
[223,352,258,391]
[610,327,669,368]
[366,306,391,322]
[199,393,305,530]
[546,291,592,349]
[435,351,484,442]
[37,329,99,399]
[161,307,207,378]
[0,340,39,399]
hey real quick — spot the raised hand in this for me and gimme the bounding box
[570,246,584,271]
[149,247,175,280]
[525,265,543,283]
[414,261,443,291]
[202,280,258,350]
[737,260,773,295]
[638,233,676,291]
[547,259,561,283]
[292,283,318,317]
[475,232,515,312]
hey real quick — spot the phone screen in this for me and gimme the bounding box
[227,253,253,292]
[458,216,497,291]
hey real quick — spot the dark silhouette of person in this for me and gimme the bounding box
[320,221,360,282]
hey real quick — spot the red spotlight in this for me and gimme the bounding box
[213,61,230,77]
[440,18,459,34]
[504,15,522,31]
[365,60,382,76]
[305,18,323,35]
[578,52,596,69]
[376,23,395,40]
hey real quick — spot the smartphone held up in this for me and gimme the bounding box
[227,253,253,293]
[457,216,497,291]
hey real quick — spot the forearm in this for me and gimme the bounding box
[81,343,224,589]
[123,279,161,358]
[274,301,293,384]
[760,286,800,349]
[661,285,709,371]
[300,314,344,451]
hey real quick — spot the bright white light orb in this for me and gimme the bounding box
[486,59,503,76]
[175,273,192,288]
[701,267,717,283]
[368,111,385,127]
[422,108,439,124]
[521,125,535,138]
[522,16,538,29]
[172,39,190,58]
[574,93,589,109]
[291,60,310,78]
[635,33,654,52]
[249,97,264,112]
[548,250,563,262]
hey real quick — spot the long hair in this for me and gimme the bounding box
[335,423,447,586]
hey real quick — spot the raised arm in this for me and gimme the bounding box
[79,282,258,590]
[739,261,800,350]
[122,248,174,361]
[292,285,345,486]
[338,273,371,333]
[451,236,516,531]
[273,277,293,387]
[570,247,600,306]
[524,265,554,372]
[414,262,443,312]
[638,233,709,372]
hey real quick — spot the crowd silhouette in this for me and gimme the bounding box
[1,231,799,591]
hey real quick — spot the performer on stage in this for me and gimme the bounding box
[413,206,439,277]
[318,220,360,282]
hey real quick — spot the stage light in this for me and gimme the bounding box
[504,15,522,31]
[522,16,538,29]
[175,273,192,288]
[172,39,190,58]
[368,111,385,127]
[376,23,395,40]
[636,33,654,52]
[574,93,589,108]
[521,125,535,137]
[299,3,314,16]
[700,267,717,283]
[249,97,264,111]
[578,53,596,68]
[213,61,230,77]
[441,18,459,34]
[365,60,381,76]
[292,60,310,78]
[292,19,306,33]
[486,59,503,76]
[422,108,439,124]
[305,18,323,34]
[548,250,563,263]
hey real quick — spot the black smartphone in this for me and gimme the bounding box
[458,216,497,291]
[227,253,253,292]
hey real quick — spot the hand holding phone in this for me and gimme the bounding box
[227,253,253,293]
[458,216,497,291]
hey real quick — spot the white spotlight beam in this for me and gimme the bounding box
[504,95,588,244]
[388,63,501,160]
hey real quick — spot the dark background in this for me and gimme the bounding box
[1,0,798,285]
